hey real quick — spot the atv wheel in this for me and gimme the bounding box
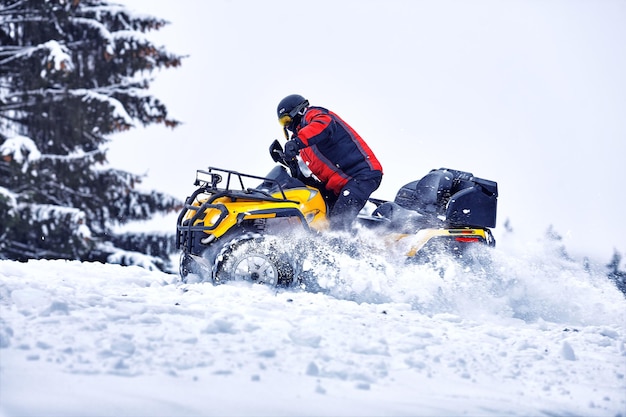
[214,237,297,286]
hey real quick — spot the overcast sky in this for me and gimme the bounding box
[109,0,626,260]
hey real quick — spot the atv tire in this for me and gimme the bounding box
[214,237,298,287]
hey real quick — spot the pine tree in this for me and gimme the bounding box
[544,225,571,261]
[606,251,626,296]
[0,0,184,270]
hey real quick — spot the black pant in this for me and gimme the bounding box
[328,173,382,231]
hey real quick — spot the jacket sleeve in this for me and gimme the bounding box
[296,109,334,147]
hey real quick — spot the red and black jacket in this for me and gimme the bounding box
[294,107,383,195]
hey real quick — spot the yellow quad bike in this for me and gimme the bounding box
[176,140,498,286]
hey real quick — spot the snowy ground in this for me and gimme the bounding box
[1,235,625,417]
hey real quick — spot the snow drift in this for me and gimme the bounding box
[1,237,625,417]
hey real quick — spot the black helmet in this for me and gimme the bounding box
[277,94,309,129]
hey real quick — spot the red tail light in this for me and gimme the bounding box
[455,237,480,243]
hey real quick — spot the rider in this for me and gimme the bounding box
[277,94,383,231]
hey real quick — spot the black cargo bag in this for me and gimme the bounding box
[394,168,498,228]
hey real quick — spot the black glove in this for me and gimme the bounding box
[284,137,305,160]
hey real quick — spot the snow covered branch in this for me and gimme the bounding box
[0,40,74,75]
[71,16,115,56]
[0,135,41,172]
[72,89,135,127]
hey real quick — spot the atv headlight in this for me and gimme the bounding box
[305,210,320,222]
[208,212,222,225]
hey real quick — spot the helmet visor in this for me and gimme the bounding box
[278,114,292,128]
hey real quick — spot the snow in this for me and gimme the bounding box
[39,40,74,75]
[0,40,73,75]
[1,236,625,417]
[0,186,16,202]
[0,135,41,165]
[71,17,115,56]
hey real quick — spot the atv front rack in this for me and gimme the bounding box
[176,167,306,252]
[193,167,294,200]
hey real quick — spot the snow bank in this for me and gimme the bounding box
[0,246,625,416]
